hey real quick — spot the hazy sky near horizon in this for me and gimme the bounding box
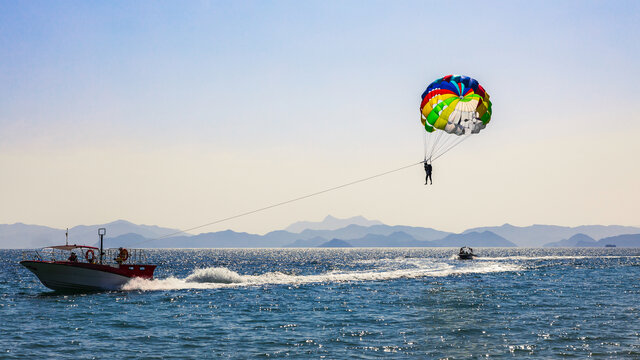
[1,1,639,235]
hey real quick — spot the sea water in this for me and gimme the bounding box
[2,248,639,358]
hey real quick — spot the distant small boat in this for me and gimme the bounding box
[605,244,617,248]
[458,246,476,260]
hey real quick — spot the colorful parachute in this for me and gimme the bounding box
[420,75,492,161]
[421,75,492,135]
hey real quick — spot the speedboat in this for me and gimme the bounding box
[458,246,476,260]
[20,228,156,291]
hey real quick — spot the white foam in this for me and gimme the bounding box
[184,267,244,284]
[122,258,522,291]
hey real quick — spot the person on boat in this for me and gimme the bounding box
[424,161,433,185]
[68,252,78,262]
[115,247,129,264]
[115,247,124,264]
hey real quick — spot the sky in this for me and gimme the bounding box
[1,0,639,235]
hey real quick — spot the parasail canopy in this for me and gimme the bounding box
[420,74,492,161]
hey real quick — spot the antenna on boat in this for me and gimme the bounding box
[98,228,106,265]
[65,228,68,246]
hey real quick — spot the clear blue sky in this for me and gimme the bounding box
[1,1,639,233]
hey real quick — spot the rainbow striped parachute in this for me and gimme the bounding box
[420,75,492,161]
[420,75,492,135]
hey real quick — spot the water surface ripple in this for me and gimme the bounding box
[2,248,640,358]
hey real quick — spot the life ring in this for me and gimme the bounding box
[85,249,95,263]
[118,248,129,262]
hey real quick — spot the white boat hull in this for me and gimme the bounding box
[21,261,133,291]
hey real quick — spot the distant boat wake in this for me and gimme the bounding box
[121,258,522,291]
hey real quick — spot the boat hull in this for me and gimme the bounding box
[20,261,155,291]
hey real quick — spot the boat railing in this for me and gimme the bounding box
[21,248,86,263]
[104,248,149,265]
[21,249,43,262]
[21,247,150,265]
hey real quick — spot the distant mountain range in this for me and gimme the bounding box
[464,224,640,247]
[285,215,383,233]
[0,220,181,249]
[1,216,640,249]
[544,233,640,248]
[544,233,596,247]
[318,239,352,248]
[298,231,517,248]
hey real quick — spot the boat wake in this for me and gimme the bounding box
[122,258,522,291]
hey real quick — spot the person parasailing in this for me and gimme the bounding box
[419,74,492,184]
[424,160,433,185]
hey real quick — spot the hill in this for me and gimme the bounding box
[346,232,425,247]
[542,233,640,247]
[431,231,517,247]
[317,239,352,248]
[288,230,516,248]
[592,234,640,248]
[283,237,328,248]
[0,220,181,249]
[543,233,596,247]
[464,224,640,247]
[292,224,450,242]
[285,215,382,233]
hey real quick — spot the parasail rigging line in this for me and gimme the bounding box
[423,129,428,161]
[133,160,425,245]
[431,134,471,162]
[428,130,444,160]
[432,134,457,158]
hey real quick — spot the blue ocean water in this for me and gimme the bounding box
[2,248,640,358]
